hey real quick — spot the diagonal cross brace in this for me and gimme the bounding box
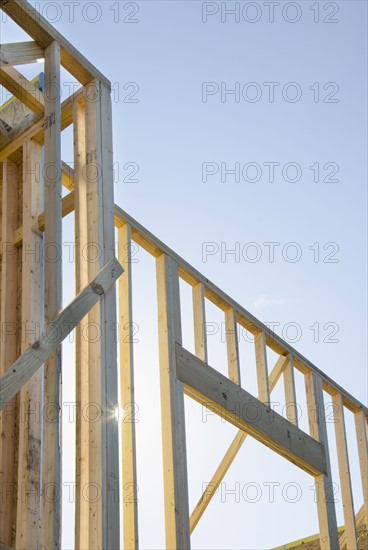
[0,256,123,409]
[190,354,291,533]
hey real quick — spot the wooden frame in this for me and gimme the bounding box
[0,0,110,88]
[2,168,366,547]
[0,257,123,409]
[0,5,120,548]
[0,3,366,549]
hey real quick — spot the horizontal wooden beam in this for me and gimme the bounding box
[0,0,110,89]
[0,41,44,66]
[0,257,123,409]
[0,66,44,116]
[176,344,327,477]
[13,190,74,247]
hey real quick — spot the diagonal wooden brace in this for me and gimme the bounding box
[190,354,290,533]
[0,257,123,409]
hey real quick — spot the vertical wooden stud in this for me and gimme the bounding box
[254,330,270,403]
[73,100,90,550]
[118,223,139,549]
[156,254,190,549]
[332,393,357,549]
[0,159,19,546]
[192,282,207,363]
[16,141,43,549]
[224,307,240,385]
[283,354,298,426]
[305,371,340,549]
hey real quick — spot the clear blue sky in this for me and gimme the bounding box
[1,1,367,548]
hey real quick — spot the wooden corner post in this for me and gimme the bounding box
[156,254,191,549]
[41,40,62,550]
[84,79,120,550]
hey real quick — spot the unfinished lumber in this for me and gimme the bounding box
[339,504,365,549]
[41,41,62,550]
[0,257,123,409]
[254,329,270,403]
[189,354,290,532]
[177,345,326,476]
[84,79,120,550]
[113,205,367,417]
[73,100,90,550]
[225,306,240,385]
[156,255,191,549]
[283,354,298,426]
[355,410,368,530]
[192,282,208,363]
[0,0,110,88]
[305,371,340,549]
[0,88,83,163]
[0,159,19,547]
[15,140,43,550]
[332,393,358,549]
[118,224,139,549]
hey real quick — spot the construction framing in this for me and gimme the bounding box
[0,2,367,549]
